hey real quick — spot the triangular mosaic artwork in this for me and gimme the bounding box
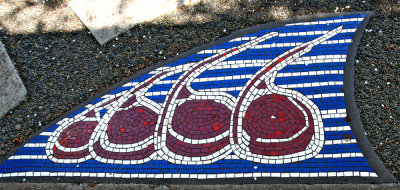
[0,12,396,183]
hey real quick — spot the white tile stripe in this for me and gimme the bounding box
[198,39,352,54]
[206,55,346,69]
[40,132,53,136]
[285,17,364,26]
[277,70,344,77]
[320,109,346,115]
[278,81,344,89]
[143,81,344,97]
[199,70,342,83]
[8,151,364,160]
[133,54,346,78]
[306,93,344,99]
[23,143,47,148]
[228,28,357,42]
[151,55,346,75]
[8,155,48,159]
[315,152,364,158]
[322,113,347,119]
[161,80,343,94]
[0,171,377,178]
[324,126,351,132]
[150,70,343,85]
[325,139,357,145]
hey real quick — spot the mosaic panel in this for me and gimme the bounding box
[0,12,395,183]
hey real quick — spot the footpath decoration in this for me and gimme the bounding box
[0,12,395,183]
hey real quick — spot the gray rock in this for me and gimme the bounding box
[15,124,21,130]
[0,41,27,119]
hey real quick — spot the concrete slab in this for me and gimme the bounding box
[0,0,85,34]
[68,0,201,45]
[0,41,27,119]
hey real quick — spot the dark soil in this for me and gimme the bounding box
[0,0,399,181]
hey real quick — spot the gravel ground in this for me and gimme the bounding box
[0,0,399,182]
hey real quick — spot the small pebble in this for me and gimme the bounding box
[15,125,21,130]
[334,7,339,12]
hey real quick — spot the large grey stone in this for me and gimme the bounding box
[0,41,27,118]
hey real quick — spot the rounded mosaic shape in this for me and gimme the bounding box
[52,121,97,160]
[166,100,231,157]
[243,94,315,156]
[91,106,157,162]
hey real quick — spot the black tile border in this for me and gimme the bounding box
[0,11,396,184]
[342,12,397,184]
